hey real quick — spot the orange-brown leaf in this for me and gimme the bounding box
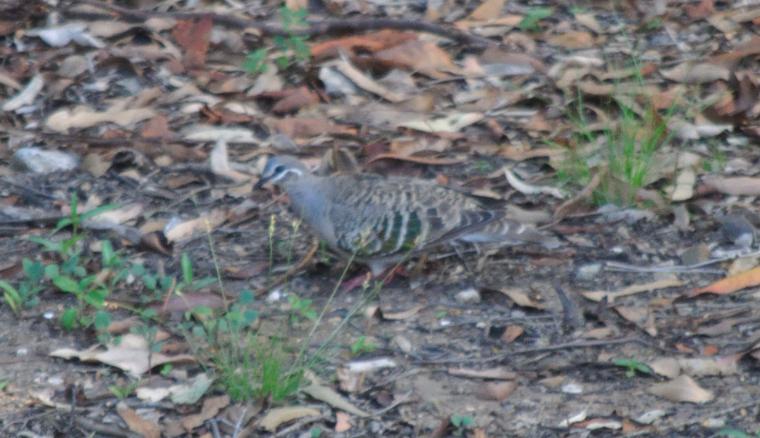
[311,30,417,59]
[694,265,760,295]
[172,15,212,69]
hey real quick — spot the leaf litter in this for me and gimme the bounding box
[1,0,760,436]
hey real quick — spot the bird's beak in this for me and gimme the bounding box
[253,176,270,190]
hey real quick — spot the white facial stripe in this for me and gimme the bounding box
[271,167,303,182]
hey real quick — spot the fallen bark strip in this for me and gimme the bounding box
[62,0,495,48]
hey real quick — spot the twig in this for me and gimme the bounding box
[272,412,331,437]
[73,417,142,438]
[414,336,642,365]
[603,249,760,274]
[62,0,495,47]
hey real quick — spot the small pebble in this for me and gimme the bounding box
[575,263,601,280]
[561,382,583,394]
[455,288,481,304]
[267,289,282,302]
[393,335,412,354]
[704,418,726,428]
[11,147,79,174]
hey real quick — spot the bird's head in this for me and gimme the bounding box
[254,155,309,190]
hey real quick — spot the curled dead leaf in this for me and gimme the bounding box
[647,375,714,403]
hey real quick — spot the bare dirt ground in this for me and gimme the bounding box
[1,0,760,437]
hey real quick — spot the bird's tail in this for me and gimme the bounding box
[459,218,561,248]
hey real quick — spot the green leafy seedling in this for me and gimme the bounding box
[350,335,376,354]
[451,414,475,436]
[614,358,651,378]
[288,295,317,324]
[0,259,44,316]
[109,380,140,401]
[242,48,267,75]
[519,8,552,32]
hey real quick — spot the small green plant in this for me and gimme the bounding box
[21,194,120,329]
[243,7,310,76]
[350,335,376,355]
[451,414,475,436]
[614,358,651,378]
[555,73,678,207]
[288,295,317,324]
[109,380,140,401]
[519,8,552,32]
[242,48,267,75]
[214,333,303,402]
[317,242,333,265]
[0,259,44,316]
[173,253,216,293]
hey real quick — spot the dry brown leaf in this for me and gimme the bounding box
[679,357,738,376]
[50,334,197,378]
[210,139,252,183]
[81,153,112,177]
[398,112,484,133]
[164,210,227,242]
[139,231,173,256]
[702,175,760,195]
[335,411,352,432]
[647,375,714,403]
[181,395,230,430]
[582,327,613,339]
[374,41,455,79]
[172,15,212,69]
[380,305,423,320]
[660,62,729,83]
[574,13,603,33]
[269,117,351,138]
[302,384,369,417]
[478,48,547,74]
[330,60,406,102]
[498,288,549,309]
[271,86,320,113]
[46,106,157,132]
[311,30,417,59]
[453,15,523,30]
[500,325,524,344]
[337,367,364,393]
[259,407,322,432]
[477,381,517,401]
[469,0,506,20]
[694,265,760,295]
[150,292,226,315]
[223,262,269,279]
[614,306,657,336]
[582,279,684,302]
[547,31,596,49]
[648,357,681,379]
[684,0,716,19]
[447,368,517,380]
[141,115,175,138]
[116,402,160,438]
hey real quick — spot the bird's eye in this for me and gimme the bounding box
[274,165,285,174]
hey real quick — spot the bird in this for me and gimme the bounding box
[254,155,560,282]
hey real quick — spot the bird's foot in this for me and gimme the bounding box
[339,267,408,292]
